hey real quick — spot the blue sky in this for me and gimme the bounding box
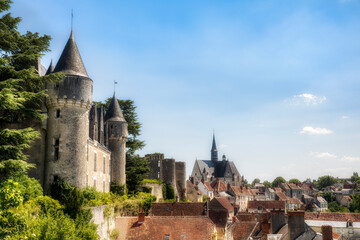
[11,0,360,182]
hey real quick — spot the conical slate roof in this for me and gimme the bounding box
[53,31,89,77]
[104,93,126,122]
[45,59,54,75]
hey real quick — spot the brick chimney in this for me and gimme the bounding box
[261,218,271,235]
[138,209,145,224]
[321,225,332,240]
[288,211,305,240]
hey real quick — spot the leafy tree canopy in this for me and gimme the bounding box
[272,176,286,187]
[316,175,336,190]
[252,178,260,185]
[263,180,271,188]
[289,178,301,184]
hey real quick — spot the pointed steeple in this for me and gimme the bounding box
[45,59,54,75]
[104,93,126,122]
[53,31,89,77]
[211,133,218,162]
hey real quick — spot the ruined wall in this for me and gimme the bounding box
[146,154,164,180]
[175,161,186,198]
[91,205,117,240]
[162,158,175,188]
[143,182,163,202]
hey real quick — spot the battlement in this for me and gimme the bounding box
[46,96,92,110]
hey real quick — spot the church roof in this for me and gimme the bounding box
[53,31,89,77]
[104,93,126,122]
[196,159,240,178]
[45,59,54,75]
[211,134,217,151]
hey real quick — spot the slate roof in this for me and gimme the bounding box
[104,93,126,122]
[53,31,89,77]
[210,197,234,212]
[196,159,240,178]
[150,202,206,216]
[116,216,215,240]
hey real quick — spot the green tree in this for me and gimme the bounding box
[263,181,271,188]
[252,178,260,186]
[350,194,360,213]
[316,175,336,190]
[322,192,335,203]
[0,0,62,181]
[272,176,286,187]
[289,178,301,184]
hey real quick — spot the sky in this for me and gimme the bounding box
[9,0,360,182]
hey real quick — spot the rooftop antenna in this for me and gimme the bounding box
[114,80,118,94]
[71,9,74,32]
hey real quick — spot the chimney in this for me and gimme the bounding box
[321,225,332,240]
[288,211,305,240]
[232,216,237,223]
[270,209,286,234]
[138,209,145,224]
[261,218,271,235]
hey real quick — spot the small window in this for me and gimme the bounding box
[158,160,161,167]
[157,172,160,178]
[103,156,106,173]
[94,152,97,171]
[55,109,60,118]
[54,138,60,161]
[54,82,59,88]
[164,234,170,240]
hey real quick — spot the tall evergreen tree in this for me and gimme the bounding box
[0,0,62,180]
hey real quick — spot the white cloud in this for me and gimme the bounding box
[290,93,326,105]
[341,156,360,163]
[341,115,349,119]
[310,152,337,159]
[300,126,333,135]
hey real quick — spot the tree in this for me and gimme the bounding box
[316,175,336,190]
[0,0,62,180]
[289,178,301,184]
[322,192,335,203]
[252,178,260,186]
[351,172,360,183]
[99,98,149,192]
[263,181,271,188]
[272,176,286,187]
[350,194,360,213]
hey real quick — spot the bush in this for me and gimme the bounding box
[16,175,43,202]
[110,182,126,196]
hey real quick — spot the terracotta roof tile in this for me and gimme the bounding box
[204,182,214,191]
[247,200,286,211]
[209,209,229,228]
[116,216,215,240]
[213,197,234,212]
[150,202,206,216]
[231,221,259,240]
[211,179,227,192]
[305,212,360,222]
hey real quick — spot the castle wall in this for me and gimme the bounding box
[87,140,111,192]
[106,120,128,185]
[161,158,175,188]
[146,154,164,180]
[175,161,186,199]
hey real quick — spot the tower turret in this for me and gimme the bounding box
[105,94,128,185]
[44,30,92,191]
[211,133,218,162]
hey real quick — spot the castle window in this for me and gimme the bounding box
[94,152,97,171]
[103,156,106,173]
[158,160,160,167]
[54,138,59,161]
[54,82,59,88]
[55,109,60,118]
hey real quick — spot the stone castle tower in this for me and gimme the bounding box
[25,30,128,192]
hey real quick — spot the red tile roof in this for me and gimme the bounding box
[204,182,214,191]
[230,186,255,196]
[247,200,286,211]
[305,212,360,222]
[211,197,234,212]
[231,221,259,240]
[150,202,206,216]
[116,216,216,240]
[211,179,227,192]
[209,209,229,228]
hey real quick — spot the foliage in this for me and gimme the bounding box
[315,175,336,190]
[110,182,126,196]
[263,181,271,188]
[272,176,286,187]
[322,192,335,203]
[162,183,175,201]
[141,186,152,194]
[328,201,349,213]
[289,178,301,184]
[126,154,149,193]
[15,175,43,202]
[351,172,360,184]
[202,195,209,202]
[350,194,360,213]
[142,179,163,184]
[251,178,260,185]
[110,229,120,240]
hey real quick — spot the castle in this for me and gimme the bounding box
[26,30,128,192]
[190,134,243,186]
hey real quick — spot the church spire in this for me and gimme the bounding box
[211,133,218,162]
[53,31,89,77]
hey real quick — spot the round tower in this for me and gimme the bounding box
[105,94,128,185]
[45,31,92,191]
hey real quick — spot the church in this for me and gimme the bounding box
[190,135,243,186]
[26,30,128,193]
